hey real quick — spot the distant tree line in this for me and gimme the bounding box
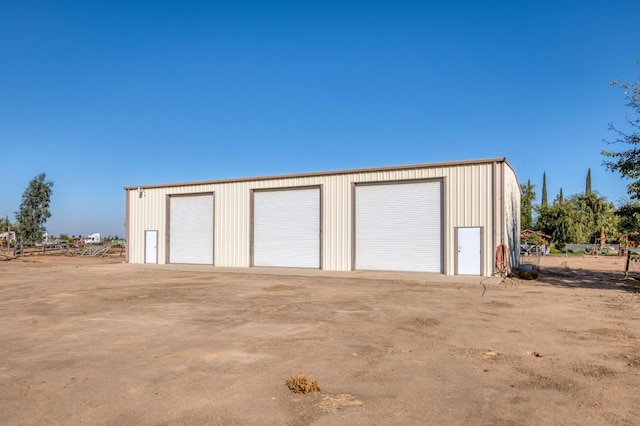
[523,60,640,250]
[2,173,122,247]
[520,170,624,249]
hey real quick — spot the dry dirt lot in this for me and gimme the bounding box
[1,254,639,425]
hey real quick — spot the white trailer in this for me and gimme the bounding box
[84,233,101,244]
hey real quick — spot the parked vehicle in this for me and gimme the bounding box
[84,233,101,244]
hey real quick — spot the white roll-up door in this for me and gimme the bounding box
[253,188,320,268]
[355,181,442,272]
[169,194,214,264]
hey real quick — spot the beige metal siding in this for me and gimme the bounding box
[503,163,521,272]
[322,176,351,271]
[215,183,251,267]
[445,164,493,275]
[127,188,167,264]
[126,159,516,276]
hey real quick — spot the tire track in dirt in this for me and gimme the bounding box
[588,402,635,426]
[571,360,616,380]
[513,367,578,392]
[588,328,635,340]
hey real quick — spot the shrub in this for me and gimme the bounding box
[286,372,320,394]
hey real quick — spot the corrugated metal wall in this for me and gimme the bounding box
[502,163,521,272]
[126,159,519,276]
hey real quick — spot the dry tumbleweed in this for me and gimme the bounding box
[286,372,320,394]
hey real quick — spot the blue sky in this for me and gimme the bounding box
[1,1,639,238]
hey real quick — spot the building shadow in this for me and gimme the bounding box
[531,261,640,293]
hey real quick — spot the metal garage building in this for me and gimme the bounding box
[124,157,520,276]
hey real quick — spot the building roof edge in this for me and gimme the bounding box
[124,157,510,190]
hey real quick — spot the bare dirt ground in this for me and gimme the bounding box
[1,254,639,425]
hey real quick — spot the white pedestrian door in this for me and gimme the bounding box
[457,227,481,275]
[145,230,158,264]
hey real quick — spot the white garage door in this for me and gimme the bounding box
[253,188,320,268]
[356,181,442,272]
[169,194,214,264]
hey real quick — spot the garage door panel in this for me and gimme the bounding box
[169,195,214,264]
[356,181,442,273]
[253,188,320,268]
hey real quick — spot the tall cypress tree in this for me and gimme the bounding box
[558,188,564,203]
[541,172,548,208]
[586,168,592,195]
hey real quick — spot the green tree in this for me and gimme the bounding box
[615,199,640,234]
[548,198,580,248]
[14,173,54,244]
[585,168,592,195]
[602,60,640,198]
[536,193,578,248]
[520,179,536,230]
[535,172,550,238]
[535,200,554,239]
[535,189,618,248]
[541,172,548,208]
[0,217,14,233]
[571,192,618,244]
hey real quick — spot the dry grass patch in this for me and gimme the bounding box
[286,372,320,394]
